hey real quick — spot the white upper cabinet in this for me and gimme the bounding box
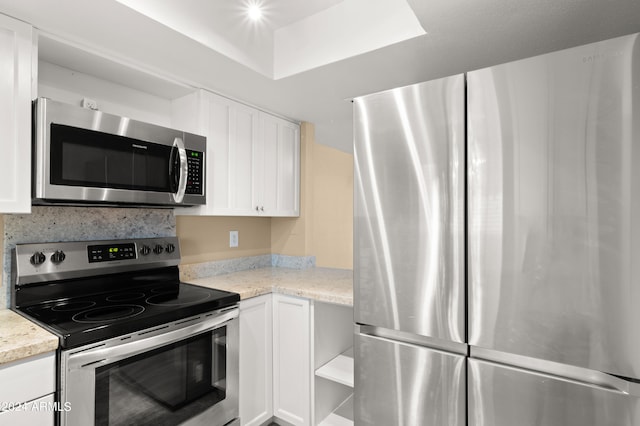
[257,112,300,217]
[173,89,300,217]
[0,14,33,213]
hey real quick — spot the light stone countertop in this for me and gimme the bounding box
[0,267,352,366]
[0,310,58,366]
[185,267,354,306]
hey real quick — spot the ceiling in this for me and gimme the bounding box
[1,0,640,153]
[114,0,426,79]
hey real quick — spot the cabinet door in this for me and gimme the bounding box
[272,294,311,426]
[173,91,299,217]
[257,113,300,217]
[0,352,55,426]
[173,91,259,216]
[207,93,259,215]
[239,295,273,426]
[0,14,32,213]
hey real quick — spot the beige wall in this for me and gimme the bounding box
[177,216,271,265]
[310,142,353,269]
[178,122,354,269]
[273,122,354,269]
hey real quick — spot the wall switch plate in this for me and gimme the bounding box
[229,230,239,248]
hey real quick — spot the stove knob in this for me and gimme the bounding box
[140,245,151,256]
[165,243,175,254]
[51,250,66,264]
[153,244,164,255]
[30,252,46,266]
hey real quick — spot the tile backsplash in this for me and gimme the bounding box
[2,206,176,308]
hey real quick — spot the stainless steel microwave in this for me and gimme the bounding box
[33,98,206,207]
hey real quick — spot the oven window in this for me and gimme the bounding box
[50,124,173,192]
[94,328,227,425]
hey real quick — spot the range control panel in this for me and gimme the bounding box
[14,237,181,286]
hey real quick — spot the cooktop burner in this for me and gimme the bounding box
[51,300,97,312]
[19,279,238,348]
[72,304,145,323]
[12,237,240,349]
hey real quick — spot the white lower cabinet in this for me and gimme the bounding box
[272,294,312,426]
[0,352,56,426]
[240,295,353,426]
[240,295,273,426]
[0,394,55,426]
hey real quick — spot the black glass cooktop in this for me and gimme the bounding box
[14,267,239,349]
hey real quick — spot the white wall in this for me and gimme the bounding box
[38,61,174,127]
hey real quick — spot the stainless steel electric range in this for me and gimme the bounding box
[11,237,240,426]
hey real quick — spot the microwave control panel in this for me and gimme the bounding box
[186,150,203,195]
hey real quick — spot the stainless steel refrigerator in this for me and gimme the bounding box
[467,33,640,425]
[355,32,640,425]
[354,74,467,425]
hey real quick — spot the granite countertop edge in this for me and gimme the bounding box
[0,310,59,367]
[1,266,353,365]
[184,266,354,307]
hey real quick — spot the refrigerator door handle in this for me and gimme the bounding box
[357,324,468,355]
[471,346,640,396]
[601,374,640,397]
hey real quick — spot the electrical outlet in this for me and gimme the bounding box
[229,231,239,248]
[81,97,98,110]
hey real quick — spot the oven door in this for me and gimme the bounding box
[59,308,239,426]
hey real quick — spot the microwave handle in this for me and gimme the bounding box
[171,137,188,203]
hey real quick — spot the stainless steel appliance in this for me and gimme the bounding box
[33,98,206,207]
[353,74,467,424]
[354,32,640,425]
[12,237,239,426]
[467,33,640,425]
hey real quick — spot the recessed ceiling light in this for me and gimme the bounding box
[247,3,263,21]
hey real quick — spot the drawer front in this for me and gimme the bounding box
[0,352,55,404]
[0,394,55,426]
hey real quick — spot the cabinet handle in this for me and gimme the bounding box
[255,206,259,211]
[260,206,264,212]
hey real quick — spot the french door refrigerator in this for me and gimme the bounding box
[467,33,640,425]
[354,74,466,425]
[355,31,640,426]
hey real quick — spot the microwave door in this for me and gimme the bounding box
[170,137,188,203]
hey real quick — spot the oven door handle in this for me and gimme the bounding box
[67,308,238,370]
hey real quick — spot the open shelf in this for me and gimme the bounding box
[318,394,354,426]
[315,347,354,388]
